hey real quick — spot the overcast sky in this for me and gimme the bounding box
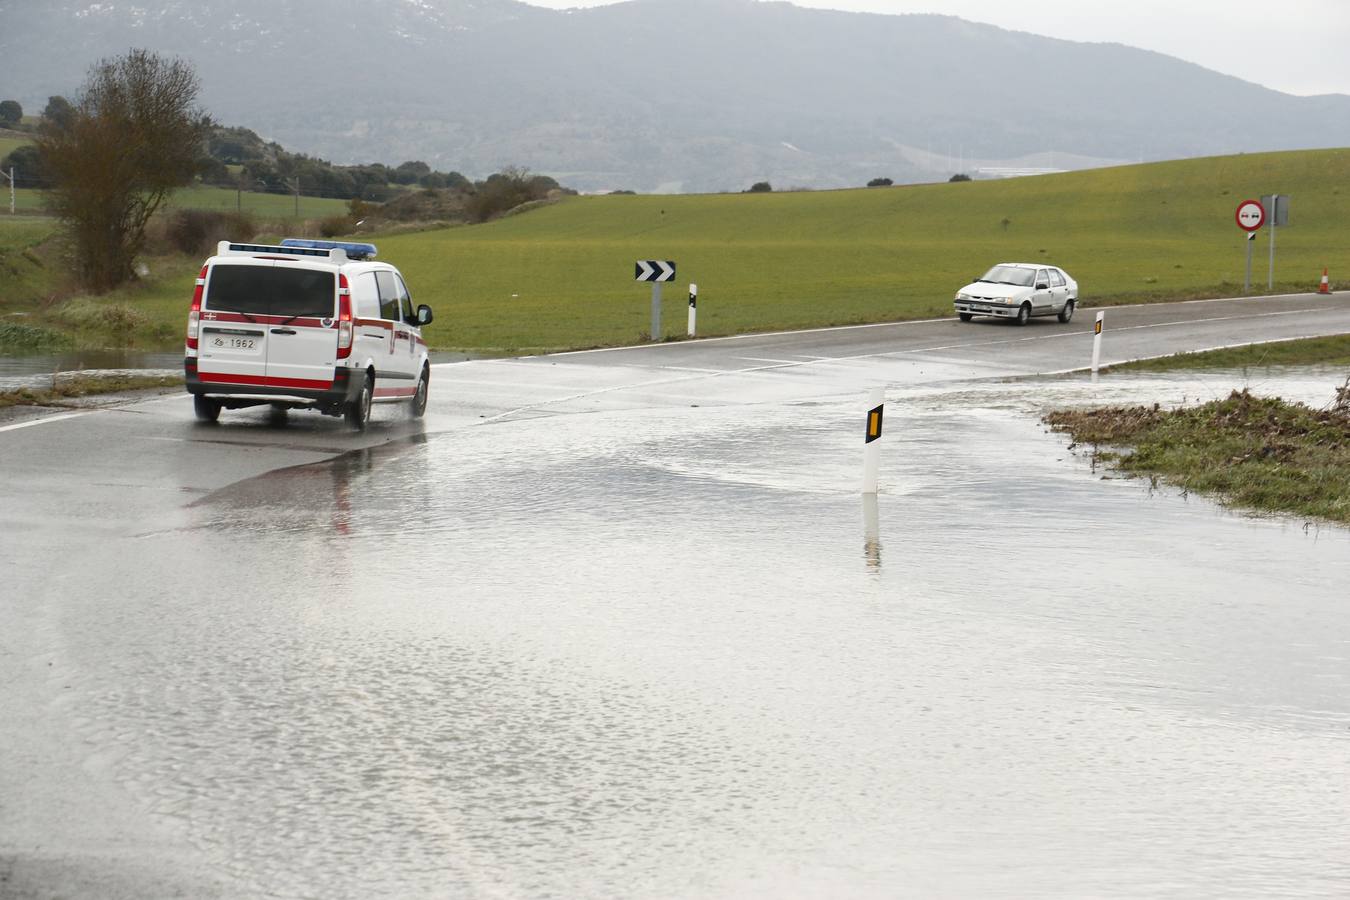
[524,0,1350,97]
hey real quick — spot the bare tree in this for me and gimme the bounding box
[37,49,211,291]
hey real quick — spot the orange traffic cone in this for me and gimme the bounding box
[1319,268,1331,294]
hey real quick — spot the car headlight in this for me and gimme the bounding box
[954,292,965,301]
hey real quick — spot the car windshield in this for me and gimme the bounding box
[977,265,1036,287]
[204,264,336,318]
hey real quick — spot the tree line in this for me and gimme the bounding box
[3,49,571,292]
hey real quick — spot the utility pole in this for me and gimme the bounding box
[4,167,14,215]
[287,176,300,218]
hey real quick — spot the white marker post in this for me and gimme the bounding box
[1091,310,1104,379]
[687,283,698,337]
[862,387,884,494]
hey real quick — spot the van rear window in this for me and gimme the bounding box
[205,265,335,318]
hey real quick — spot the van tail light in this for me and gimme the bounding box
[186,265,207,351]
[336,274,353,359]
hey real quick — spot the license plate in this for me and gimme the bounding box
[211,336,258,351]
[972,305,991,313]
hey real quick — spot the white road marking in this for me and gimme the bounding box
[0,411,90,433]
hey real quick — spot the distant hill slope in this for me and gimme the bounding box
[5,0,1350,192]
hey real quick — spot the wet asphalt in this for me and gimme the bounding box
[2,294,1349,898]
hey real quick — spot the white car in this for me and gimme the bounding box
[185,239,433,430]
[953,263,1078,325]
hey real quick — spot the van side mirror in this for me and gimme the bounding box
[416,304,433,326]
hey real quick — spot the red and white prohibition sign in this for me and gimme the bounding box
[1235,199,1266,232]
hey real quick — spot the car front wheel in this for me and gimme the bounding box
[1058,298,1075,323]
[958,313,973,322]
[1015,303,1031,326]
[410,366,429,418]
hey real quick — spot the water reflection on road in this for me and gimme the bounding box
[54,372,1350,897]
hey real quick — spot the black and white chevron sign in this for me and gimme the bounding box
[635,260,676,282]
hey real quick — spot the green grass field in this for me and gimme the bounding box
[4,148,1350,354]
[163,185,349,218]
[0,138,29,160]
[372,149,1350,352]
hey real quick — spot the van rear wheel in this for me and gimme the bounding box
[193,395,221,422]
[345,373,373,431]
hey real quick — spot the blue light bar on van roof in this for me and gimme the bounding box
[280,238,378,260]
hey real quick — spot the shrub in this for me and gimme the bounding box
[746,181,773,193]
[318,216,352,238]
[949,173,973,182]
[52,297,151,335]
[465,167,557,223]
[867,177,893,187]
[159,209,257,257]
[0,322,72,352]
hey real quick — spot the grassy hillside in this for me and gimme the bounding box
[3,149,1349,354]
[1,184,348,217]
[380,149,1350,352]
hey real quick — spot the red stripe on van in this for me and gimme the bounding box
[198,372,334,390]
[374,387,417,398]
[200,312,331,327]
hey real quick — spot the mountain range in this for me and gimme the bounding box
[4,0,1350,192]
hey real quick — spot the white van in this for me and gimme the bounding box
[184,239,433,430]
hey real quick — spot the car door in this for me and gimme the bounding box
[1048,268,1068,311]
[393,273,419,380]
[197,260,271,387]
[264,263,339,388]
[374,269,417,398]
[1033,268,1053,313]
[351,271,392,374]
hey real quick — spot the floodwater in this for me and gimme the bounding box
[0,349,183,379]
[19,369,1350,898]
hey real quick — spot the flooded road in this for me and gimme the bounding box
[3,304,1349,898]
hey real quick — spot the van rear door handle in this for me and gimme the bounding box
[270,328,297,335]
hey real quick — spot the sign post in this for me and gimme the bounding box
[687,283,698,337]
[1235,199,1265,294]
[1260,194,1290,291]
[635,260,676,340]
